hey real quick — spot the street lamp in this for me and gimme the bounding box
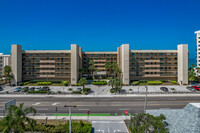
[64,105,76,133]
[144,86,148,113]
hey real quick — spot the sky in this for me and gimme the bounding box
[0,0,199,58]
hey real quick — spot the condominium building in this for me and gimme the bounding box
[0,53,11,76]
[11,43,188,85]
[195,30,200,67]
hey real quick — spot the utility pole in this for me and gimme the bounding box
[64,105,76,133]
[144,86,148,113]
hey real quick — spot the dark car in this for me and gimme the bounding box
[192,86,200,91]
[41,86,50,91]
[160,87,168,92]
[22,87,29,92]
[0,86,3,91]
[29,87,35,91]
[77,88,82,91]
[186,86,196,92]
[14,87,22,92]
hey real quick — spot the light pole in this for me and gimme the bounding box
[64,105,76,133]
[144,86,148,113]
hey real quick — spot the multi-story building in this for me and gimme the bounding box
[195,30,200,67]
[0,53,11,76]
[11,43,188,85]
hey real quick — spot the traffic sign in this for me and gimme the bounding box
[4,99,16,110]
[87,111,90,115]
[124,111,128,115]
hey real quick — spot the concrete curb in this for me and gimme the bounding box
[0,116,131,120]
[0,94,200,97]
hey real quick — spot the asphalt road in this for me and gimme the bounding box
[0,96,200,116]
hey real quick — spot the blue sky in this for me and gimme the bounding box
[0,0,199,58]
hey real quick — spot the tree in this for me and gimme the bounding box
[105,62,112,77]
[78,78,88,89]
[188,67,197,84]
[129,113,168,133]
[4,65,13,86]
[1,103,36,133]
[79,68,86,78]
[108,77,122,94]
[88,60,97,80]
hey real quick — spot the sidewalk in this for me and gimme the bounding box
[0,93,200,97]
[0,115,131,120]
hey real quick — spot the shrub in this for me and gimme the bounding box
[68,88,73,91]
[170,80,177,84]
[92,80,107,85]
[18,82,24,86]
[29,80,61,83]
[129,89,133,91]
[83,88,91,92]
[160,80,168,83]
[139,80,148,83]
[84,91,88,95]
[62,80,69,86]
[171,88,176,91]
[57,91,61,94]
[147,81,163,85]
[131,81,139,86]
[37,82,52,85]
[110,89,114,93]
[28,91,48,94]
[23,82,30,85]
[72,91,82,94]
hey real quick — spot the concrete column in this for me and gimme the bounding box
[177,44,188,85]
[121,44,130,85]
[11,44,22,84]
[70,44,80,85]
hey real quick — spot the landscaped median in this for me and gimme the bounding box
[53,113,111,116]
[131,80,178,86]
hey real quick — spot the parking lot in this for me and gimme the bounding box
[0,84,196,95]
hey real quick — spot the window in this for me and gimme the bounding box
[146,53,149,55]
[167,53,170,55]
[160,53,163,55]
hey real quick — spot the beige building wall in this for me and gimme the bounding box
[177,44,188,85]
[71,44,80,85]
[11,45,22,84]
[121,44,130,85]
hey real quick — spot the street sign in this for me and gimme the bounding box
[124,111,128,115]
[87,111,90,115]
[4,99,16,110]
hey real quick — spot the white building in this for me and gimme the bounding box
[195,30,200,67]
[0,53,11,76]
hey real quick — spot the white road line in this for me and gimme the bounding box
[78,109,89,110]
[119,108,130,110]
[37,108,48,110]
[52,102,60,106]
[32,102,41,105]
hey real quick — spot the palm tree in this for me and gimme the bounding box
[1,103,37,133]
[108,78,115,89]
[196,67,200,82]
[105,62,111,77]
[78,78,88,89]
[88,60,97,80]
[4,65,12,86]
[79,68,86,78]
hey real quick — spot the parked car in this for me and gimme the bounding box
[160,87,168,92]
[22,87,29,92]
[186,86,196,92]
[35,87,41,91]
[77,88,82,91]
[41,86,50,91]
[14,87,22,92]
[0,86,3,91]
[29,87,35,91]
[192,86,200,91]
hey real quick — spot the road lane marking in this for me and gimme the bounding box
[32,102,41,105]
[52,102,60,105]
[119,108,130,110]
[77,108,89,110]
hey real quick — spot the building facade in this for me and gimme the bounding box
[11,44,188,85]
[195,30,200,67]
[0,53,11,76]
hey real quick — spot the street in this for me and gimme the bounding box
[0,96,200,116]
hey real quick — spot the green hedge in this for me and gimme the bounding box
[62,80,69,86]
[92,81,107,85]
[72,91,82,94]
[28,91,48,94]
[23,82,30,85]
[147,81,163,85]
[131,81,139,86]
[170,80,177,84]
[37,82,52,85]
[110,89,114,93]
[29,80,61,83]
[83,88,91,92]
